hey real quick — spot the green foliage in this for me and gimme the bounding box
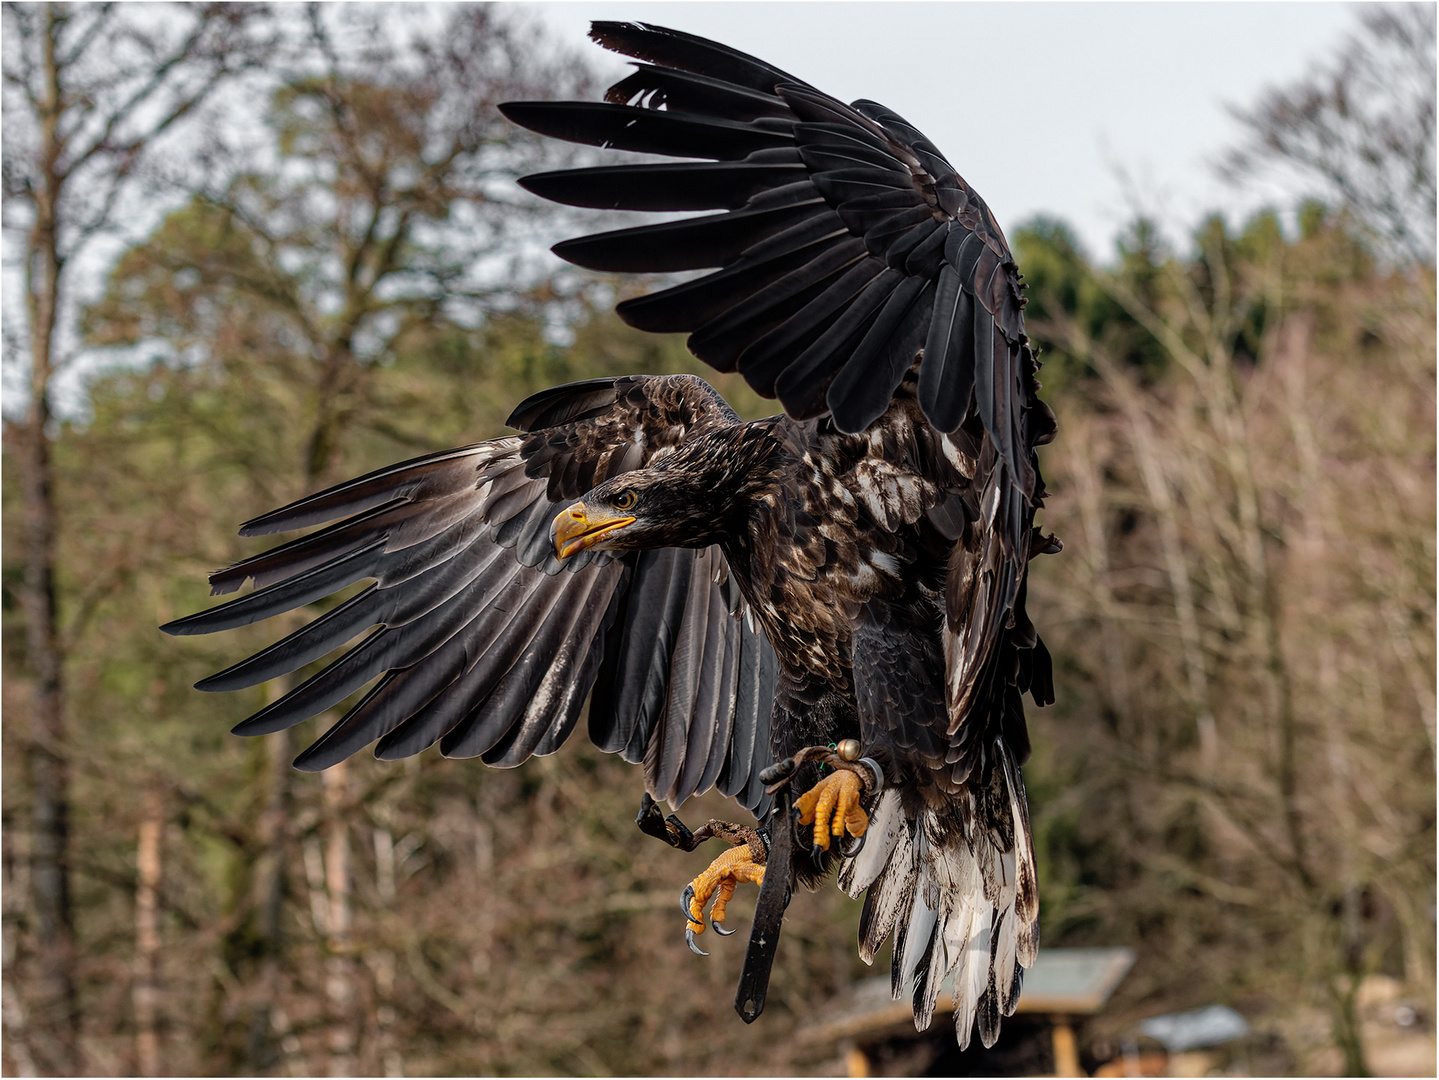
[1013,215,1169,390]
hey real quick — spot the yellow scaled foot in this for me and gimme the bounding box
[682,844,765,955]
[795,768,869,853]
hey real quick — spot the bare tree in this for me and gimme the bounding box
[1222,3,1437,267]
[1,5,271,1069]
[1030,215,1435,1075]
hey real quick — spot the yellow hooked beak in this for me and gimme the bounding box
[552,502,636,560]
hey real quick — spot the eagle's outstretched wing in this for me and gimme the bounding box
[500,22,1033,453]
[163,374,778,813]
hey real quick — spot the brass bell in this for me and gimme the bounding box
[835,738,861,762]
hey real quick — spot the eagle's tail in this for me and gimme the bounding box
[838,743,1039,1050]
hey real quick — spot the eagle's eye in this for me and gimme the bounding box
[610,489,637,511]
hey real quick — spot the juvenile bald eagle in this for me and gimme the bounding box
[165,23,1058,1050]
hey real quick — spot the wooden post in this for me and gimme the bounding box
[842,1040,870,1078]
[1052,1014,1082,1076]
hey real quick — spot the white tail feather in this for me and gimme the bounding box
[855,814,917,965]
[952,904,991,1050]
[993,902,1019,1016]
[913,896,955,1030]
[1002,744,1041,967]
[838,789,904,897]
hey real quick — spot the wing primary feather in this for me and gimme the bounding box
[553,200,827,274]
[498,100,791,161]
[208,499,406,595]
[293,634,473,772]
[918,263,976,433]
[652,551,716,803]
[236,447,489,537]
[198,538,503,693]
[519,161,805,212]
[162,538,387,636]
[617,239,833,336]
[603,62,794,119]
[217,487,484,596]
[230,555,534,739]
[828,278,935,432]
[588,21,812,95]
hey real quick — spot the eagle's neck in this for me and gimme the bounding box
[712,415,870,700]
[708,417,796,560]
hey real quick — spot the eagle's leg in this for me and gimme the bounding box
[795,768,869,856]
[761,740,885,860]
[634,795,769,955]
[681,836,767,954]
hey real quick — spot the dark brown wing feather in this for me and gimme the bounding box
[163,374,777,813]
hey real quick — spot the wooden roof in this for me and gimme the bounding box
[799,947,1136,1047]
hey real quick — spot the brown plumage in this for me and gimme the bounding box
[167,22,1060,1051]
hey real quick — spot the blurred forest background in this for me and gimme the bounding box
[2,3,1433,1076]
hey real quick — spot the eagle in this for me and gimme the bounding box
[164,22,1059,1051]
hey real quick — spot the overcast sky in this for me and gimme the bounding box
[524,1,1361,259]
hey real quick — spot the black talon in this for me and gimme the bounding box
[665,813,697,850]
[681,884,696,921]
[712,919,737,936]
[637,793,678,847]
[810,843,826,863]
[842,832,866,858]
[686,926,709,956]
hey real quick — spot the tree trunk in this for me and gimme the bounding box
[134,788,164,1076]
[243,727,292,1075]
[323,760,355,1076]
[18,10,77,1072]
[2,979,39,1076]
[1327,967,1370,1078]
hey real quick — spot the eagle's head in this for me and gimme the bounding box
[550,430,771,560]
[551,466,733,559]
